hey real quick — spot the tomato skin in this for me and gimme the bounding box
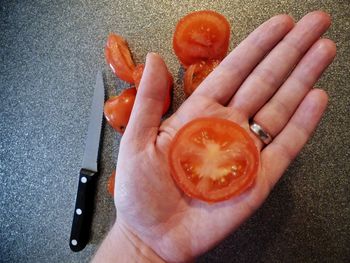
[173,10,230,67]
[105,33,136,83]
[132,64,145,89]
[132,63,173,115]
[169,118,259,203]
[163,73,173,115]
[184,59,220,97]
[107,170,116,197]
[104,87,136,134]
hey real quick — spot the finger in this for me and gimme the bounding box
[228,11,331,117]
[252,38,336,140]
[260,89,328,190]
[125,53,169,143]
[193,14,294,104]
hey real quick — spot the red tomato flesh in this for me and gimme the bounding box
[173,10,230,67]
[184,59,220,97]
[107,170,116,197]
[132,64,145,89]
[105,34,136,83]
[169,118,259,202]
[103,87,136,134]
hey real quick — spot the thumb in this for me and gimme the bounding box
[124,52,170,144]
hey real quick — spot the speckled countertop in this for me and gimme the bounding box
[0,1,349,262]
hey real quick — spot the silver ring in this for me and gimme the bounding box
[249,121,272,145]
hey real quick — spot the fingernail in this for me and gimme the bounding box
[146,52,160,60]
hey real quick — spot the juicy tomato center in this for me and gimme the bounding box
[188,22,218,46]
[179,129,248,191]
[169,118,259,202]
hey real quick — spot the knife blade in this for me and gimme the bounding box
[69,71,105,252]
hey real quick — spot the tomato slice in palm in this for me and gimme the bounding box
[169,118,259,203]
[105,33,136,83]
[184,59,220,97]
[173,10,230,67]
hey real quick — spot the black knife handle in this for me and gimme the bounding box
[69,168,97,252]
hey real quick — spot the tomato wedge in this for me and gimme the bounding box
[162,72,173,115]
[132,64,145,89]
[104,87,136,134]
[169,118,259,203]
[184,59,220,97]
[105,33,136,83]
[107,170,116,197]
[173,10,230,67]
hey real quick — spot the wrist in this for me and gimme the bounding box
[115,220,166,263]
[92,220,165,263]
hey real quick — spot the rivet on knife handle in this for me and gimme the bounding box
[70,169,97,252]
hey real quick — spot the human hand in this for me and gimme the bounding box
[95,11,336,263]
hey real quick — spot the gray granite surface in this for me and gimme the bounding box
[0,0,349,262]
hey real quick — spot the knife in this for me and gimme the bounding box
[69,71,105,252]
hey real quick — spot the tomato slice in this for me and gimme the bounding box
[169,118,259,202]
[105,33,136,83]
[173,10,230,67]
[184,59,220,97]
[107,170,116,197]
[104,87,136,134]
[132,63,173,115]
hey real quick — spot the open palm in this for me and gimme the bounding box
[114,11,335,262]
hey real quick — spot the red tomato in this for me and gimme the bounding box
[163,73,173,115]
[132,64,145,89]
[132,63,173,115]
[107,170,116,197]
[105,33,136,83]
[173,10,230,67]
[184,59,220,97]
[169,118,259,203]
[104,87,136,134]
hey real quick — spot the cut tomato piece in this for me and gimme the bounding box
[184,59,220,97]
[173,10,230,67]
[105,33,136,83]
[163,73,173,115]
[169,118,259,203]
[107,170,116,197]
[104,87,136,134]
[132,64,145,89]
